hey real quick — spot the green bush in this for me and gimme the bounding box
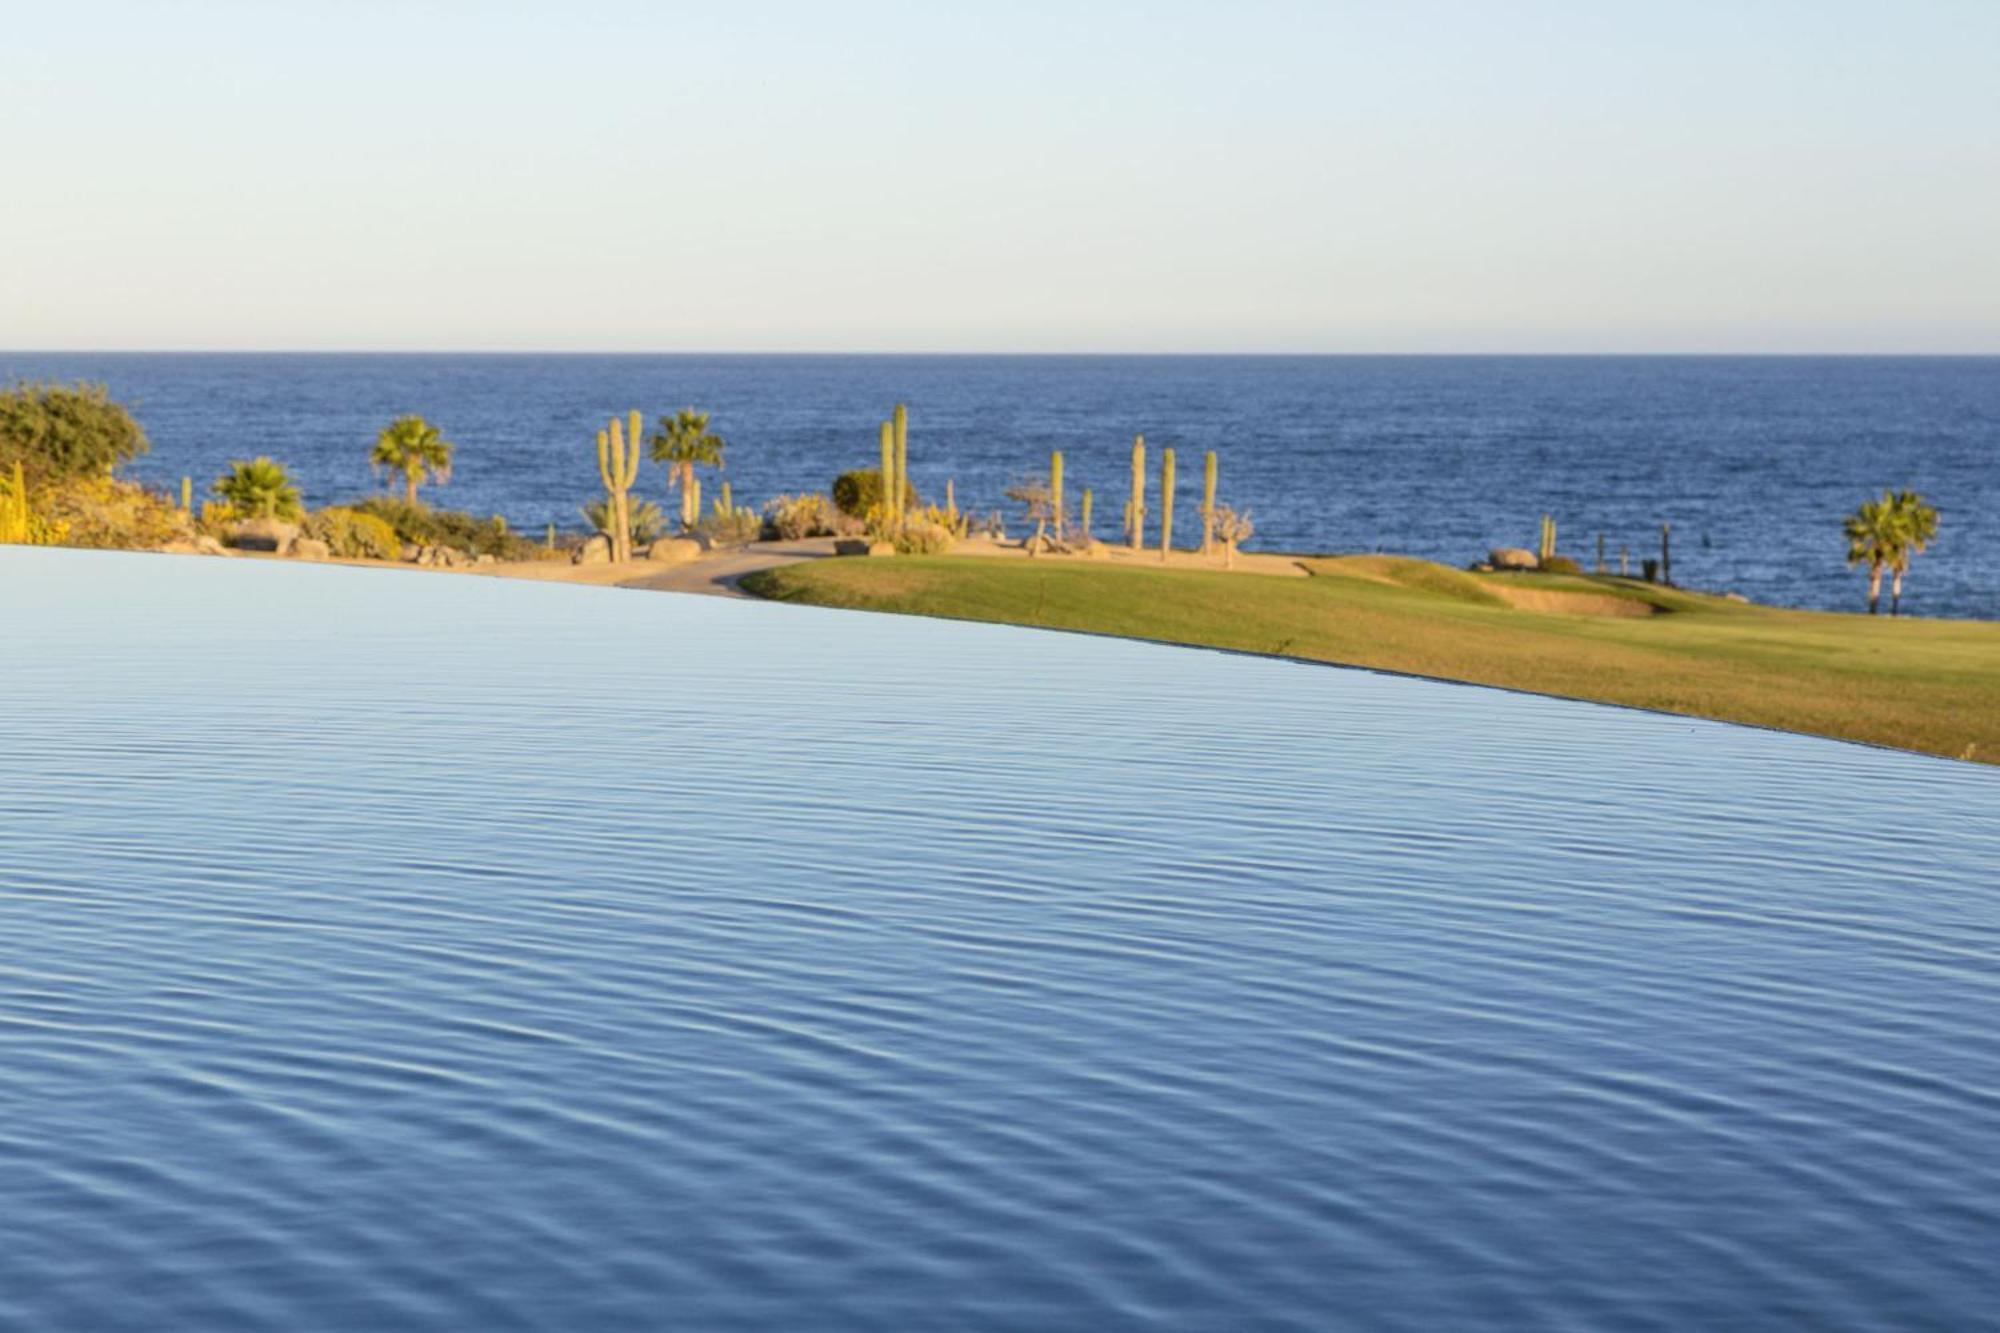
[1540,555,1583,576]
[894,518,958,555]
[349,495,533,558]
[38,475,186,550]
[581,497,665,546]
[214,457,303,521]
[303,506,401,560]
[0,381,150,485]
[763,492,834,540]
[831,468,918,517]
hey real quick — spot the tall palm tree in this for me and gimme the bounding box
[1885,489,1939,617]
[1843,491,1903,615]
[649,409,726,530]
[370,415,454,508]
[214,456,303,521]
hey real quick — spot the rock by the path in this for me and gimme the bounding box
[573,535,612,565]
[1489,547,1540,571]
[228,518,300,552]
[289,537,331,561]
[867,541,896,557]
[833,538,872,557]
[645,538,702,563]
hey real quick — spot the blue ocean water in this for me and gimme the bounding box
[3,548,1998,1332]
[1,353,1995,617]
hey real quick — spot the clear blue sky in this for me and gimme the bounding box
[4,1,1997,352]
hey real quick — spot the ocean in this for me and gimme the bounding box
[3,353,1994,617]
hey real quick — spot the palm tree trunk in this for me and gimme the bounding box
[1892,569,1904,617]
[405,471,419,508]
[680,463,696,531]
[1868,562,1883,614]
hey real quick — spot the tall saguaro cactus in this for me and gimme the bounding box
[1127,435,1147,551]
[1080,488,1093,542]
[1538,513,1558,564]
[596,413,640,562]
[1050,451,1066,543]
[879,421,896,528]
[1160,448,1177,562]
[1201,451,1218,557]
[892,403,910,530]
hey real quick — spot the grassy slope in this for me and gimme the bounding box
[742,554,2000,763]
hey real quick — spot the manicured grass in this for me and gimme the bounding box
[742,554,2000,764]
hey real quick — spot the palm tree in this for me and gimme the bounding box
[649,409,726,531]
[1885,489,1939,617]
[1844,491,1905,615]
[214,457,303,521]
[370,415,454,508]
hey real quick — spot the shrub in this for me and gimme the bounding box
[214,457,303,521]
[693,507,762,548]
[348,496,532,558]
[1540,555,1583,576]
[763,492,834,540]
[894,519,958,555]
[303,506,402,560]
[832,468,917,517]
[582,497,665,546]
[0,381,149,485]
[0,461,71,546]
[38,475,187,549]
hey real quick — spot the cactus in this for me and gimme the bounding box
[0,461,28,544]
[892,403,910,527]
[1126,435,1146,551]
[1080,488,1093,541]
[546,522,556,552]
[596,413,641,562]
[1160,448,1176,562]
[1538,513,1557,563]
[879,421,896,528]
[945,478,957,524]
[719,480,734,516]
[1201,451,1217,557]
[1661,522,1672,586]
[1050,451,1065,543]
[180,475,193,513]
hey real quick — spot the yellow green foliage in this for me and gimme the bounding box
[0,460,70,545]
[302,506,402,560]
[35,474,186,549]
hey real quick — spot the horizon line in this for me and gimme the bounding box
[6,348,2000,359]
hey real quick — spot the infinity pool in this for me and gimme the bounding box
[3,548,1996,1331]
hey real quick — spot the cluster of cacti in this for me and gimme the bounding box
[1201,451,1218,556]
[712,480,745,520]
[1159,448,1177,562]
[1538,513,1557,563]
[595,410,642,562]
[1126,435,1147,551]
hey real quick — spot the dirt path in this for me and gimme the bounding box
[616,538,840,597]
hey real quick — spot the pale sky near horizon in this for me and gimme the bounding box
[4,1,1998,353]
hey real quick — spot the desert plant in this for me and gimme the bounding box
[180,476,192,514]
[1213,504,1254,568]
[345,496,526,556]
[0,460,70,545]
[1159,448,1176,561]
[583,496,665,547]
[650,408,726,531]
[1080,488,1094,542]
[892,403,910,520]
[1006,479,1055,554]
[764,492,834,540]
[302,506,401,560]
[1538,514,1557,564]
[1844,493,1899,615]
[879,421,899,534]
[0,380,149,485]
[832,467,914,517]
[693,507,761,548]
[214,457,302,522]
[370,415,454,508]
[1541,555,1583,576]
[597,412,642,562]
[1050,451,1065,543]
[895,518,957,555]
[1125,435,1146,550]
[1201,451,1217,556]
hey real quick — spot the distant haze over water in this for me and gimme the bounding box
[4,353,1994,618]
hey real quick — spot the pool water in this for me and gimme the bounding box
[2,549,1996,1331]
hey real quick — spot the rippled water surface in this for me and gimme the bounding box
[3,549,1998,1332]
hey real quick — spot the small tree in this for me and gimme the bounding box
[650,408,727,530]
[1005,479,1055,556]
[1844,491,1902,615]
[1885,490,1939,617]
[1213,504,1254,569]
[0,381,149,484]
[214,457,303,522]
[370,415,454,508]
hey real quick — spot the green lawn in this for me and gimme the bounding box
[742,553,2000,764]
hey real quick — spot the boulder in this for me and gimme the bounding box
[475,552,496,566]
[1724,591,1750,603]
[1489,547,1540,571]
[867,541,896,558]
[573,534,612,565]
[195,534,229,556]
[645,537,702,564]
[401,543,422,562]
[833,538,873,557]
[289,537,331,561]
[228,518,300,552]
